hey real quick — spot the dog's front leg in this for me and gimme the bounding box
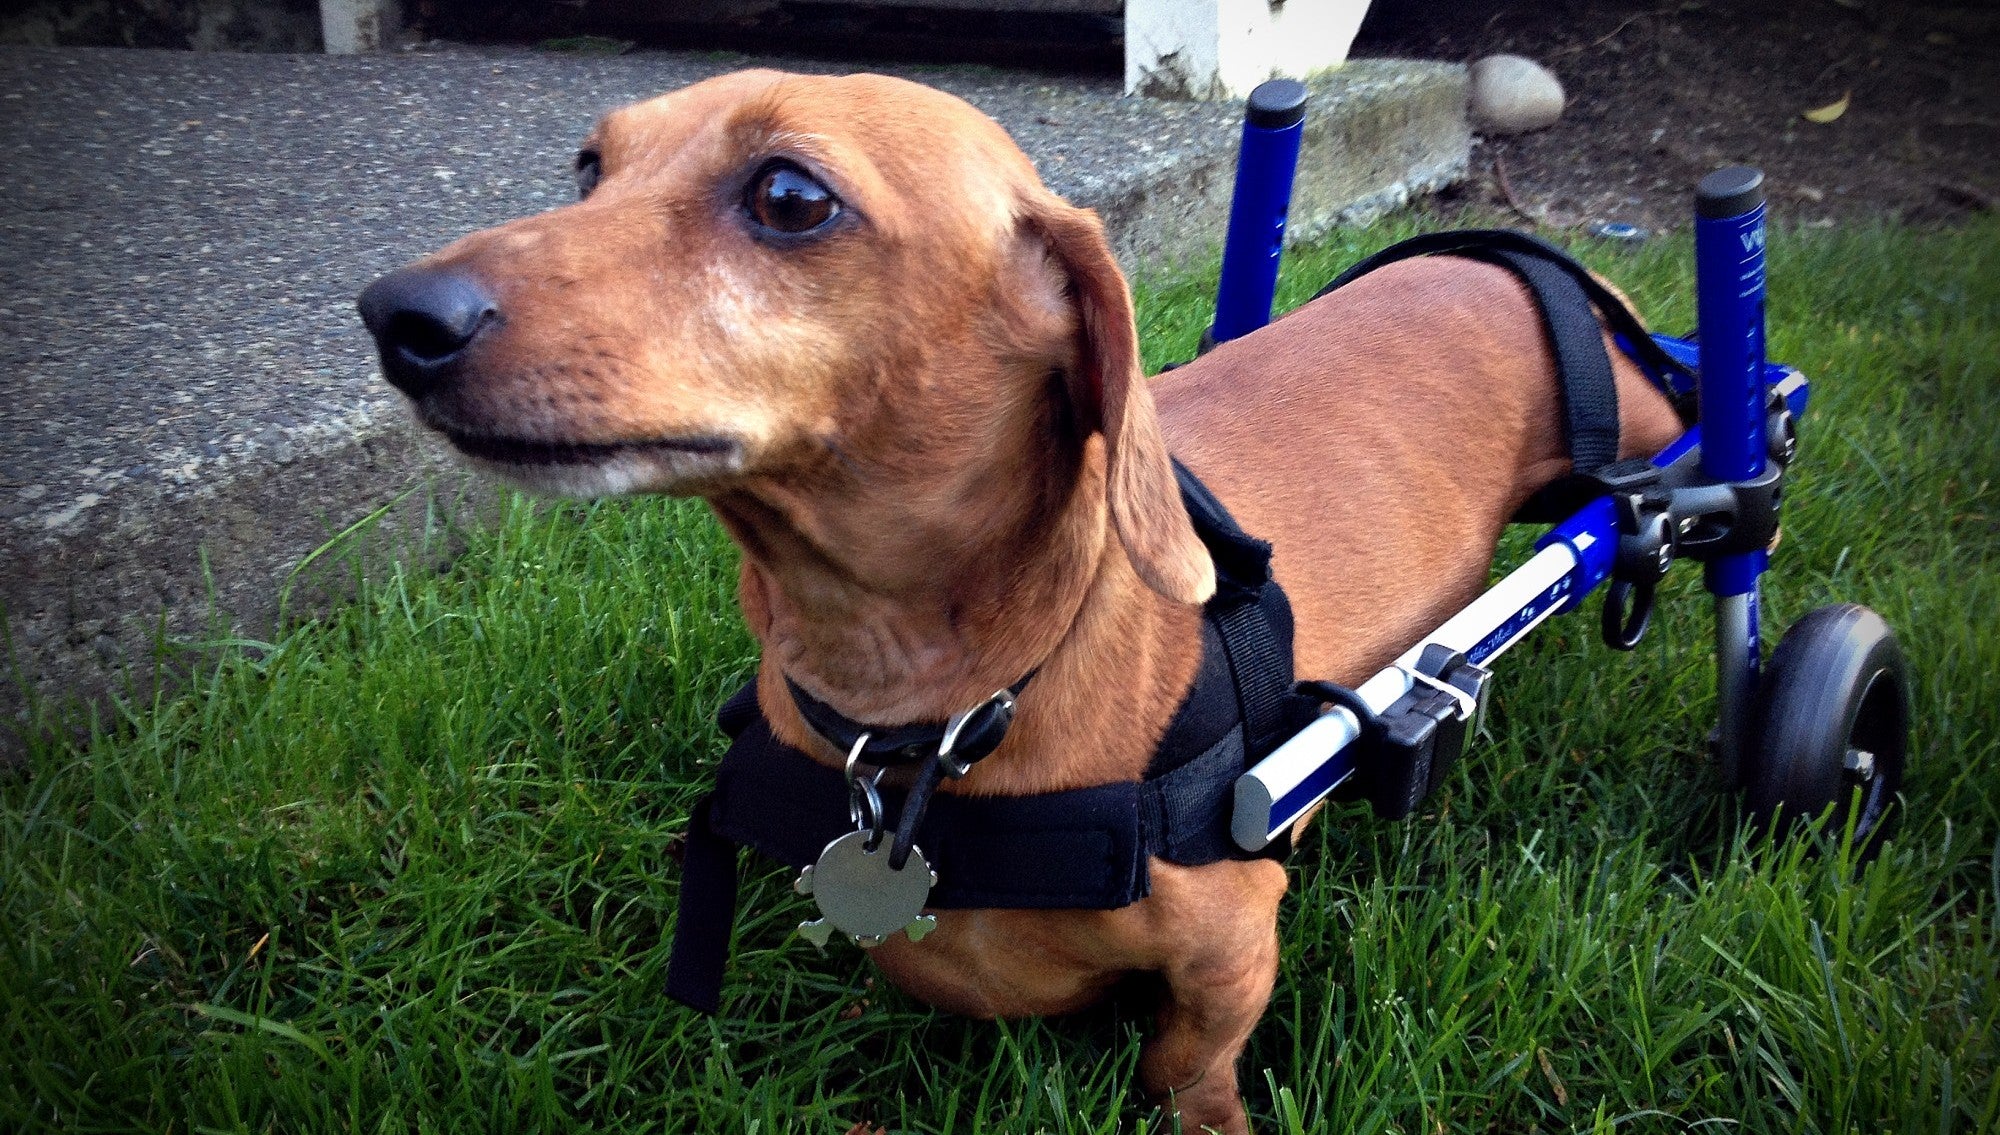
[1137,858,1287,1135]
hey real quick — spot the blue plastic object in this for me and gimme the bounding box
[1210,79,1307,345]
[1535,496,1619,617]
[1694,166,1770,599]
[1694,166,1771,781]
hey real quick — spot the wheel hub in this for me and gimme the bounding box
[1844,746,1877,782]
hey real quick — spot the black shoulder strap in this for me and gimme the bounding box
[1314,228,1699,521]
[1169,460,1311,760]
[1494,247,1623,474]
[1313,229,1695,400]
[663,794,738,1014]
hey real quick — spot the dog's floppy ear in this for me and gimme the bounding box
[1022,195,1215,606]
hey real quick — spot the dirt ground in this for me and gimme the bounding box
[1355,0,2000,232]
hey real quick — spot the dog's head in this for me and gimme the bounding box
[358,69,1211,604]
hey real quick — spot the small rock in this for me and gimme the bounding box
[1469,55,1566,135]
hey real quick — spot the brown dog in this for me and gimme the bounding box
[358,70,1684,1133]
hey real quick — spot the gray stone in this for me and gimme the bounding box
[0,45,1469,758]
[1468,53,1565,135]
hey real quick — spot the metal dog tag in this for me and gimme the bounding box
[794,830,938,949]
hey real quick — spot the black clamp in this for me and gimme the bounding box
[1767,392,1799,466]
[1589,459,1678,651]
[1314,644,1492,821]
[1587,402,1794,651]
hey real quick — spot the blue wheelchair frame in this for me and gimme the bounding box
[1204,89,1803,852]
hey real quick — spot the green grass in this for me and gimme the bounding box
[5,216,1997,1134]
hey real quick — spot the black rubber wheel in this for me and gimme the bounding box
[1745,604,1911,847]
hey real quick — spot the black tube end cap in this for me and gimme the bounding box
[1697,166,1765,219]
[1247,79,1309,129]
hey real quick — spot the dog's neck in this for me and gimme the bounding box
[711,418,1105,717]
[707,395,1203,787]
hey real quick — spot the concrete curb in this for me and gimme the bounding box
[1099,63,1471,268]
[0,48,1466,754]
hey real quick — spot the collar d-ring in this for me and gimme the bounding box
[937,687,1019,777]
[843,733,887,847]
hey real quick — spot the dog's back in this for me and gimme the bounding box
[1155,255,1685,685]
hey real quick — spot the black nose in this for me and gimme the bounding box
[357,266,498,396]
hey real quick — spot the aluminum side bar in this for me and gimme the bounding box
[1232,535,1597,852]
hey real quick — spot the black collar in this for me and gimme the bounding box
[784,670,1037,771]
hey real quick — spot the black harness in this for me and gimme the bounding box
[662,230,1694,1014]
[665,460,1313,1012]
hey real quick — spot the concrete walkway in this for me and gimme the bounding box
[0,45,1467,751]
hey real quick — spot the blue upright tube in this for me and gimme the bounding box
[1694,166,1769,782]
[1694,167,1770,546]
[1209,79,1308,346]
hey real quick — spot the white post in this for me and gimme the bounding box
[321,0,401,54]
[1126,0,1375,99]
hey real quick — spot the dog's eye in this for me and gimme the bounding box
[575,150,602,198]
[746,161,840,235]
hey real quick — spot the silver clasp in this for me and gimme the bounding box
[843,733,887,850]
[936,687,1017,778]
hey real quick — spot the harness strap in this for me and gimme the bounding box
[1312,228,1700,522]
[1311,228,1697,420]
[1141,720,1256,863]
[1212,603,1292,754]
[1488,246,1623,475]
[1168,460,1303,759]
[663,796,739,1014]
[664,701,1252,1013]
